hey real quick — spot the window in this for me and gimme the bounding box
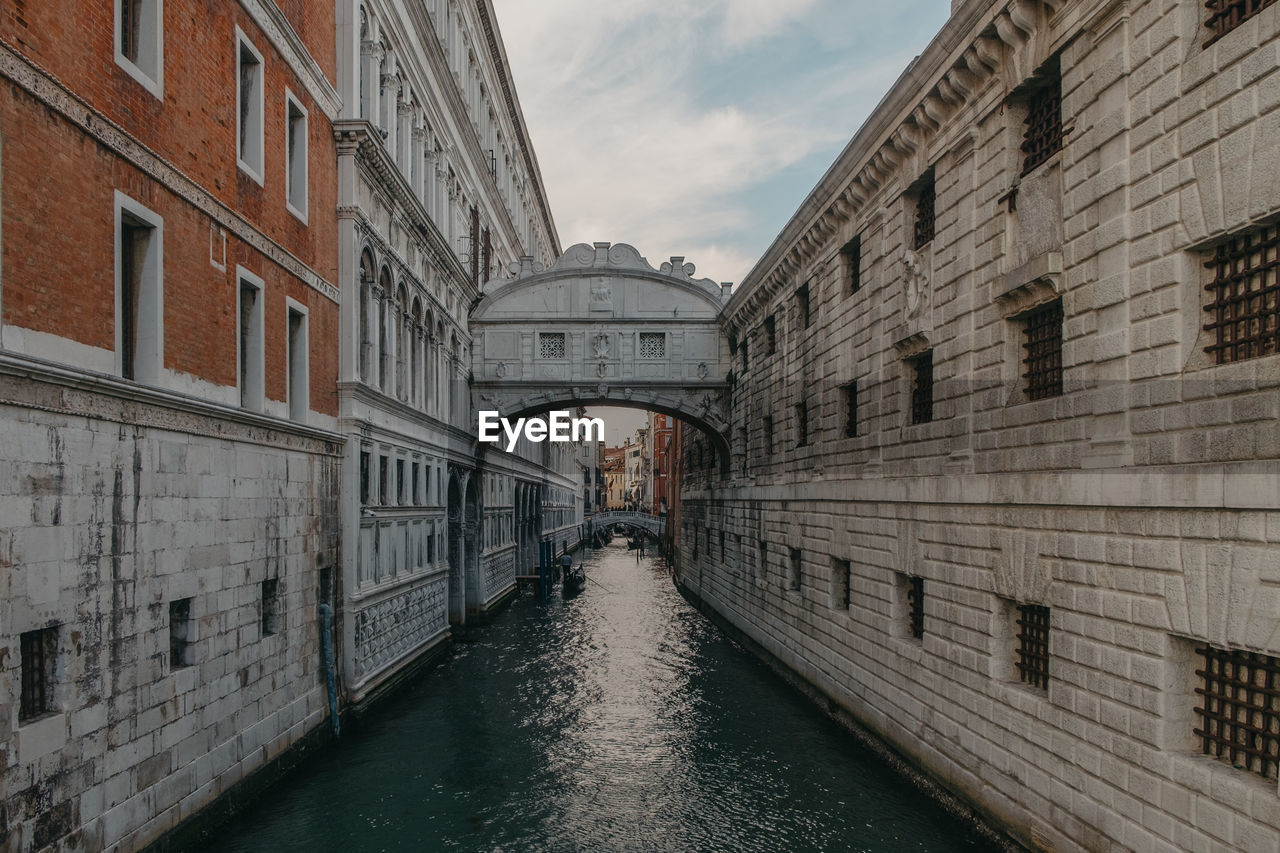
[19,627,57,721]
[1203,224,1280,364]
[287,303,308,421]
[396,459,406,504]
[719,530,726,561]
[237,269,264,410]
[115,0,162,98]
[842,381,859,437]
[169,599,192,670]
[379,455,389,505]
[236,29,265,182]
[757,538,767,580]
[842,236,862,293]
[1205,0,1277,45]
[115,193,163,383]
[360,451,371,504]
[639,332,666,359]
[788,548,802,592]
[764,316,777,355]
[1022,301,1064,399]
[1195,646,1280,780]
[797,282,811,329]
[285,91,309,220]
[832,558,851,610]
[912,173,936,250]
[795,402,808,447]
[413,462,421,504]
[763,415,774,454]
[1021,60,1063,176]
[539,332,565,359]
[909,351,933,425]
[1015,604,1050,690]
[906,576,925,640]
[741,335,749,371]
[261,579,280,637]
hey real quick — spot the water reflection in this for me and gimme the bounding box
[209,543,999,852]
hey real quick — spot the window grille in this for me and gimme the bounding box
[842,381,858,437]
[1205,0,1277,45]
[1021,73,1063,176]
[765,316,777,355]
[539,332,566,359]
[1015,604,1051,690]
[1195,646,1280,781]
[20,627,56,720]
[261,579,281,636]
[788,548,802,591]
[795,402,808,447]
[834,558,851,609]
[910,351,933,425]
[639,332,666,359]
[1023,301,1064,400]
[843,236,862,293]
[169,599,192,670]
[1203,224,1280,364]
[797,283,812,329]
[913,176,936,250]
[907,576,925,639]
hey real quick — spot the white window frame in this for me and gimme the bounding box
[235,27,265,185]
[236,266,265,411]
[114,191,164,384]
[114,0,164,100]
[284,89,309,223]
[285,297,309,423]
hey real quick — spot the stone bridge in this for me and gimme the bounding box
[591,511,666,537]
[470,243,733,462]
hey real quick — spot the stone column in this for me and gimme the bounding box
[359,41,382,123]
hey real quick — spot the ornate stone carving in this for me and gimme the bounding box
[903,249,929,318]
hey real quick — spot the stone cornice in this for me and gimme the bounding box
[237,0,342,120]
[723,0,1066,331]
[0,37,340,304]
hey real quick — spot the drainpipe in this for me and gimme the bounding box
[319,603,341,737]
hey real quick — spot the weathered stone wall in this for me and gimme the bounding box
[686,0,1280,851]
[0,364,342,852]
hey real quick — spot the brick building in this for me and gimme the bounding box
[678,0,1280,850]
[0,1,343,849]
[648,412,674,516]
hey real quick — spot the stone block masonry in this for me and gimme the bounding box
[0,362,342,851]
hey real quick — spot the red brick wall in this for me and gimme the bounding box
[0,2,339,417]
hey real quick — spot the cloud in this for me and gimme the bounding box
[492,0,947,283]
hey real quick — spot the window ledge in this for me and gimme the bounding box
[997,251,1062,318]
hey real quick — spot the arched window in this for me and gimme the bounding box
[358,249,375,382]
[395,283,409,400]
[410,297,423,408]
[378,266,392,389]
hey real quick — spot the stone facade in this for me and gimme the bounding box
[679,0,1280,851]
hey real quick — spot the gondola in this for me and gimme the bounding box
[562,563,586,596]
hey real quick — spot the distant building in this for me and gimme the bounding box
[603,447,625,509]
[648,413,675,515]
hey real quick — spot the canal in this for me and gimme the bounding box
[208,543,1003,852]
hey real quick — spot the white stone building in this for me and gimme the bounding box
[333,0,576,707]
[678,0,1280,850]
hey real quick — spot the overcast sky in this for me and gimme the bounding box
[490,0,951,441]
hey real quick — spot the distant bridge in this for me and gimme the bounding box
[591,511,666,537]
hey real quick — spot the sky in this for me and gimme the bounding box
[490,0,952,442]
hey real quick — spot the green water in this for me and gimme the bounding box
[206,543,1002,852]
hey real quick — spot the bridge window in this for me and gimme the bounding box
[909,351,933,425]
[538,332,565,359]
[1015,604,1051,690]
[639,332,666,359]
[1194,645,1280,781]
[764,316,777,355]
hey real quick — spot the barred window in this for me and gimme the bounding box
[795,401,808,447]
[639,332,666,359]
[1023,301,1064,400]
[20,627,57,721]
[842,381,858,437]
[797,282,812,329]
[1195,646,1279,781]
[907,576,925,640]
[169,599,193,670]
[909,351,933,425]
[1203,224,1280,364]
[833,558,851,609]
[765,316,777,355]
[1021,64,1063,177]
[1015,604,1050,690]
[539,332,566,359]
[1205,0,1277,46]
[842,236,862,293]
[788,548,802,591]
[913,174,936,250]
[261,579,281,637]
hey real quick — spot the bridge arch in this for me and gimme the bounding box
[469,242,734,466]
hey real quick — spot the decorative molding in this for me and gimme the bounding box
[996,251,1063,317]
